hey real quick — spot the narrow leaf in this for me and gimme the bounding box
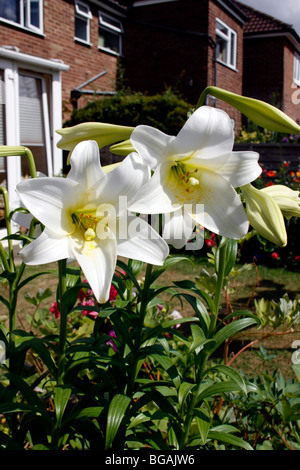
[105,394,131,449]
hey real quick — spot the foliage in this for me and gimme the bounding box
[64,89,192,136]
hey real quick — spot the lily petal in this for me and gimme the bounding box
[67,140,106,189]
[172,106,234,161]
[96,153,151,209]
[190,170,249,239]
[162,208,197,249]
[69,228,118,303]
[117,214,169,265]
[18,228,72,264]
[128,161,182,214]
[131,125,175,169]
[16,177,85,234]
[188,150,261,188]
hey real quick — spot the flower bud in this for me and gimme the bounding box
[56,122,134,164]
[261,185,300,219]
[241,183,287,247]
[199,87,300,134]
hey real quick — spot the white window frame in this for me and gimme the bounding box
[74,0,92,45]
[294,52,300,87]
[0,0,44,35]
[98,12,123,56]
[216,18,237,70]
[0,48,69,239]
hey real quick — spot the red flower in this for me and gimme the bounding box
[266,170,276,177]
[271,252,279,259]
[109,285,118,301]
[295,255,300,262]
[50,301,60,318]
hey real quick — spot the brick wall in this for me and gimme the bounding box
[283,41,300,125]
[122,0,244,131]
[122,0,210,105]
[0,0,120,121]
[243,36,284,107]
[242,35,300,127]
[208,0,244,131]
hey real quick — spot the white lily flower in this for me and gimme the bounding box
[128,106,261,245]
[16,140,169,303]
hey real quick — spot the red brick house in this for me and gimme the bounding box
[0,0,125,236]
[233,1,300,126]
[121,0,247,130]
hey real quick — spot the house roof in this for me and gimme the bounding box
[233,1,300,44]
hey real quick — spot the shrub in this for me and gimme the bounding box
[64,89,193,136]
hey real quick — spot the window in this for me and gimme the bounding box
[216,18,237,69]
[19,73,50,176]
[98,12,123,55]
[0,0,43,33]
[75,0,92,44]
[294,53,300,86]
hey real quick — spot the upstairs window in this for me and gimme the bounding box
[98,12,123,55]
[74,0,92,44]
[216,18,237,69]
[294,52,300,86]
[0,0,43,34]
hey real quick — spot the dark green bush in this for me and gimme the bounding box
[64,89,193,135]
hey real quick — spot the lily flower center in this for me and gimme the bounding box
[172,162,200,190]
[71,210,99,241]
[71,203,117,242]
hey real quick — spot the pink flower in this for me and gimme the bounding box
[107,330,117,352]
[79,298,98,318]
[109,285,118,302]
[50,301,60,319]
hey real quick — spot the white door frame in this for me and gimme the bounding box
[0,48,69,239]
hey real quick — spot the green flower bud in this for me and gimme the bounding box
[198,87,300,134]
[241,183,287,247]
[261,185,300,219]
[56,122,134,164]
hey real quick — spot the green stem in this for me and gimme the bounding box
[180,241,228,448]
[207,241,227,337]
[0,146,37,179]
[57,259,67,386]
[196,87,210,109]
[126,263,153,397]
[0,187,14,271]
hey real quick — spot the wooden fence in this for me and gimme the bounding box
[233,143,300,171]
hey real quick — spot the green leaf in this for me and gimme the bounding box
[105,394,131,449]
[17,270,54,290]
[212,317,258,353]
[197,381,242,401]
[178,382,196,409]
[207,430,253,450]
[150,256,193,284]
[5,373,47,416]
[195,407,211,444]
[53,386,72,427]
[150,353,181,389]
[206,364,248,395]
